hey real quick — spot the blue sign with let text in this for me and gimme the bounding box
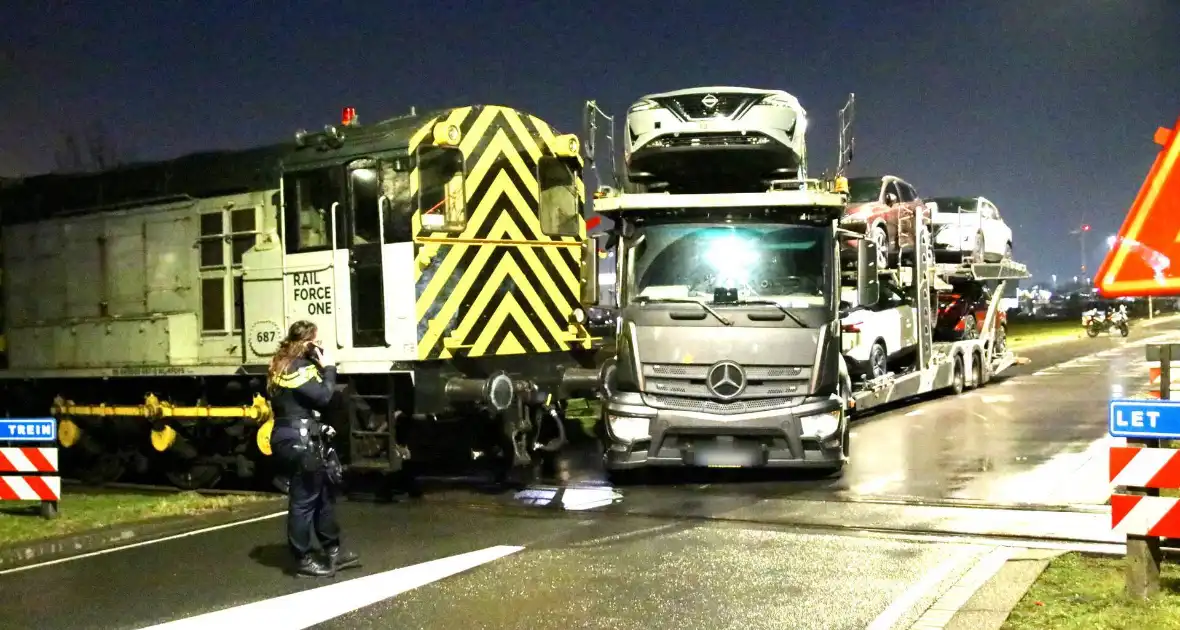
[1109,399,1180,439]
[0,418,57,443]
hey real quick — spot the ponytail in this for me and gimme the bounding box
[266,320,319,395]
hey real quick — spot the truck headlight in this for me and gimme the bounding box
[799,410,841,439]
[607,414,651,443]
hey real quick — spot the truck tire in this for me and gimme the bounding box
[950,355,965,395]
[969,352,983,389]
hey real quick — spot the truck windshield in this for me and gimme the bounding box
[628,223,832,310]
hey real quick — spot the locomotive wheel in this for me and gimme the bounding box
[165,463,223,490]
[76,453,127,486]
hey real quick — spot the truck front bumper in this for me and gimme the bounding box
[601,392,847,470]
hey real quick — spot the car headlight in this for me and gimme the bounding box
[607,414,651,443]
[628,99,659,113]
[759,93,799,108]
[799,410,841,439]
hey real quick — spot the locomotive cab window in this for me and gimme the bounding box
[348,161,381,245]
[381,158,413,243]
[538,156,580,237]
[415,146,466,232]
[282,168,345,254]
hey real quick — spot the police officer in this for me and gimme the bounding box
[267,320,359,577]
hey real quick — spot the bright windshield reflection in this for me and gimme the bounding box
[629,223,831,309]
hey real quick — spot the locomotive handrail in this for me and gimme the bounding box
[329,201,343,348]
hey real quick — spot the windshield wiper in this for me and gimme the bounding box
[732,299,808,328]
[633,297,734,326]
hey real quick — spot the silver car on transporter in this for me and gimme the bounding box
[624,86,809,190]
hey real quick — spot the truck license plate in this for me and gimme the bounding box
[696,446,759,468]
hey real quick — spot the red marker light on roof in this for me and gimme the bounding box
[342,107,357,126]
[1082,224,1091,232]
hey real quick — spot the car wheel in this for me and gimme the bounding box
[961,314,978,340]
[972,233,986,264]
[868,341,888,379]
[1003,242,1013,261]
[994,324,1007,355]
[872,226,889,268]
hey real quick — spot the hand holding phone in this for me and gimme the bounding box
[309,342,335,367]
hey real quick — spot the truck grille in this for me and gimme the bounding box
[645,394,804,415]
[641,362,811,400]
[655,94,754,120]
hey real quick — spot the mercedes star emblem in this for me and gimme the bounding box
[701,94,719,109]
[706,361,746,400]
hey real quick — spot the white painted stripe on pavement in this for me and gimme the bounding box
[0,511,286,576]
[908,546,1019,629]
[135,545,524,630]
[864,546,981,630]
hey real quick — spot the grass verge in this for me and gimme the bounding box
[1006,319,1087,350]
[0,490,275,546]
[1003,552,1180,630]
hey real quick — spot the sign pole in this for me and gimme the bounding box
[1125,345,1168,598]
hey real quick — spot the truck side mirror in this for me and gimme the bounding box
[857,239,880,305]
[581,235,604,306]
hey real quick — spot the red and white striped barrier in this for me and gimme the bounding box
[0,476,60,501]
[1112,495,1180,537]
[0,446,61,505]
[0,447,59,474]
[1110,446,1180,488]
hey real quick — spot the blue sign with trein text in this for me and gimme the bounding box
[1109,399,1180,439]
[0,418,57,443]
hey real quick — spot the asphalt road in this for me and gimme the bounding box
[0,317,1173,630]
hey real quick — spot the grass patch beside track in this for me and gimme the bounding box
[1003,552,1180,629]
[0,490,274,545]
[1006,319,1087,350]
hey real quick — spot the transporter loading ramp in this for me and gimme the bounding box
[848,232,1030,415]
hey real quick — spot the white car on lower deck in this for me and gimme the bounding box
[928,196,1014,263]
[839,281,918,380]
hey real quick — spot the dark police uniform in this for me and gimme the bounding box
[269,354,359,577]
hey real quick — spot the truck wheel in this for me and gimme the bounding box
[950,355,965,395]
[970,353,983,389]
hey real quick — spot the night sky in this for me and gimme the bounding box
[1,1,1177,284]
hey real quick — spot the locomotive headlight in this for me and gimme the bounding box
[570,307,587,325]
[434,122,462,146]
[554,134,580,158]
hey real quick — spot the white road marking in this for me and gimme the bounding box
[0,511,286,576]
[136,545,524,629]
[864,546,982,630]
[905,409,924,417]
[979,394,1014,404]
[908,546,1021,629]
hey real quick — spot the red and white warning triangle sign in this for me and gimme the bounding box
[1096,114,1180,297]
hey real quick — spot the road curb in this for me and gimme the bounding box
[908,547,1062,630]
[0,497,286,571]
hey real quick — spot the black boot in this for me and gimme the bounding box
[326,546,360,571]
[295,554,334,578]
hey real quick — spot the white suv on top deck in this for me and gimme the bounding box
[624,86,809,190]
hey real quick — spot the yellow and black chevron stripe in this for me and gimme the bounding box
[408,105,589,361]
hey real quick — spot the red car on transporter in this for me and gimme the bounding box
[934,281,1008,352]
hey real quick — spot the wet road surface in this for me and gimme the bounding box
[0,318,1174,629]
[0,500,998,630]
